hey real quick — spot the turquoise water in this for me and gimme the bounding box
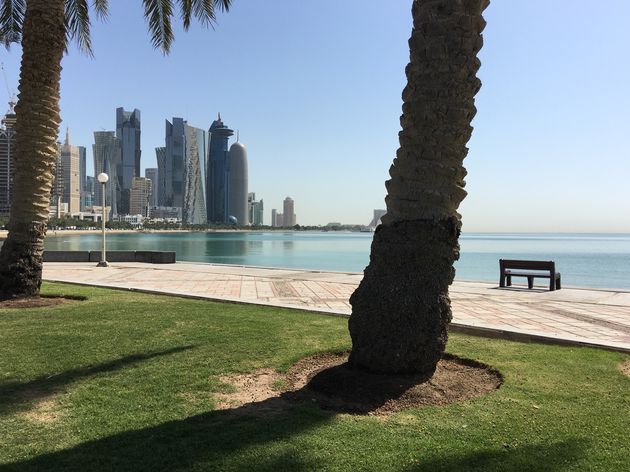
[43,232,630,290]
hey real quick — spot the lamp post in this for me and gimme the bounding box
[97,172,109,267]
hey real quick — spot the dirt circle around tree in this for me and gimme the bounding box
[216,351,503,416]
[0,295,85,309]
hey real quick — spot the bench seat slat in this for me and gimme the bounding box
[499,259,561,291]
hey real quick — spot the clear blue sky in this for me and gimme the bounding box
[1,0,629,230]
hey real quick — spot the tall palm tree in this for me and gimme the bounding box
[348,0,490,375]
[0,0,231,300]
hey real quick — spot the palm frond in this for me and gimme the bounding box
[181,0,192,29]
[92,0,109,21]
[65,0,93,55]
[182,0,231,30]
[0,0,26,48]
[143,0,174,54]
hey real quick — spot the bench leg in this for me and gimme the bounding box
[499,274,505,287]
[506,275,512,287]
[556,276,561,290]
[528,276,534,289]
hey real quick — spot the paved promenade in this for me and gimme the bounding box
[42,262,630,353]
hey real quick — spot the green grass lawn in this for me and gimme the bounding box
[0,282,628,471]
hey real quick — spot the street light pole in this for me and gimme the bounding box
[97,172,109,267]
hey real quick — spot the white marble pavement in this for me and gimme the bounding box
[42,261,630,353]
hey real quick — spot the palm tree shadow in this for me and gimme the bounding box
[0,345,197,417]
[0,394,588,472]
[406,439,587,472]
[0,390,335,472]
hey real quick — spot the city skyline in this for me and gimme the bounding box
[1,1,629,230]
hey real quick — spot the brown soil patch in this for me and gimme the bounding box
[620,360,630,378]
[19,396,63,424]
[0,295,83,309]
[216,352,502,416]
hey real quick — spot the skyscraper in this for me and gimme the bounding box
[368,209,387,228]
[253,199,264,226]
[93,131,121,216]
[228,138,248,225]
[164,118,208,225]
[116,107,141,196]
[271,209,283,227]
[51,143,64,217]
[283,196,296,227]
[78,145,87,210]
[0,102,16,217]
[207,114,233,223]
[85,175,96,209]
[249,193,264,226]
[59,129,81,214]
[129,177,152,216]
[183,123,208,225]
[145,168,158,208]
[155,147,167,206]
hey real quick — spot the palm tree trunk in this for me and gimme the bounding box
[348,0,489,375]
[0,0,66,299]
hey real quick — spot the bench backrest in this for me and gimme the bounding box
[500,259,556,273]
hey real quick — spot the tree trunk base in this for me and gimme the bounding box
[348,218,461,375]
[0,222,46,300]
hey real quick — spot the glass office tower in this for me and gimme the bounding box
[92,131,121,216]
[207,114,233,223]
[116,107,141,194]
[164,118,207,225]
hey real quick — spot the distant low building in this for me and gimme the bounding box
[113,214,144,226]
[49,202,68,218]
[149,206,182,221]
[86,205,111,220]
[69,211,103,223]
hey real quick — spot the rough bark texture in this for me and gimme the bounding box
[0,0,65,299]
[348,0,488,375]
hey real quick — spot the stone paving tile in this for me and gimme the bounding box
[42,262,630,352]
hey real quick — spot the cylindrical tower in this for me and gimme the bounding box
[228,140,248,225]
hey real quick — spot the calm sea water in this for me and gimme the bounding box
[43,232,630,290]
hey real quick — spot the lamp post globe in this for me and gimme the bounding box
[97,172,109,267]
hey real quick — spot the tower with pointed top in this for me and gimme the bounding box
[0,101,16,216]
[207,113,234,223]
[59,128,81,214]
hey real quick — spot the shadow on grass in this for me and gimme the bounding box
[407,439,587,472]
[0,345,196,417]
[0,392,334,472]
[0,390,587,472]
